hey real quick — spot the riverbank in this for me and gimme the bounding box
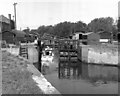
[2,50,43,94]
[2,50,61,94]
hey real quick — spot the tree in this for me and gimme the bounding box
[37,25,47,36]
[46,25,54,35]
[36,21,87,38]
[23,27,30,33]
[37,25,54,37]
[118,17,120,32]
[88,17,114,33]
[112,25,117,40]
[73,21,87,33]
[54,21,72,37]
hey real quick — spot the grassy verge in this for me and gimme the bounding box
[2,51,43,94]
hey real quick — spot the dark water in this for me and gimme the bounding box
[43,61,118,94]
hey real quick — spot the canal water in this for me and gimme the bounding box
[44,62,118,94]
[28,46,118,94]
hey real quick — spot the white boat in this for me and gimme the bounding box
[41,46,54,64]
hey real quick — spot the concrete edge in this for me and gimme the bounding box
[2,50,61,95]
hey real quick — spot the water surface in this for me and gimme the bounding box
[27,47,118,94]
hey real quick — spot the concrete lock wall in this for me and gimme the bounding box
[81,45,89,62]
[88,47,118,65]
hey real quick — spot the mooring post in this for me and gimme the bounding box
[58,40,61,79]
[38,40,42,72]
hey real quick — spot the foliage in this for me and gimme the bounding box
[88,17,114,33]
[54,21,72,37]
[37,21,87,38]
[37,25,54,37]
[117,17,120,32]
[73,21,87,33]
[23,27,30,34]
[31,17,118,39]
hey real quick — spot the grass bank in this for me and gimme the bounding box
[2,51,43,94]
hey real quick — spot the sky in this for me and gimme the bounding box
[0,0,119,30]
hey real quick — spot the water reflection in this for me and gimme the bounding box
[44,60,118,94]
[58,61,118,82]
[58,62,82,79]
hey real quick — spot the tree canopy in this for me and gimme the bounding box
[29,17,118,39]
[118,17,120,32]
[88,17,114,33]
[37,21,88,37]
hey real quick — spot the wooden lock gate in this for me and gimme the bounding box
[19,45,28,59]
[58,39,81,64]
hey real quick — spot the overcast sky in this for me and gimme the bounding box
[0,0,119,30]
